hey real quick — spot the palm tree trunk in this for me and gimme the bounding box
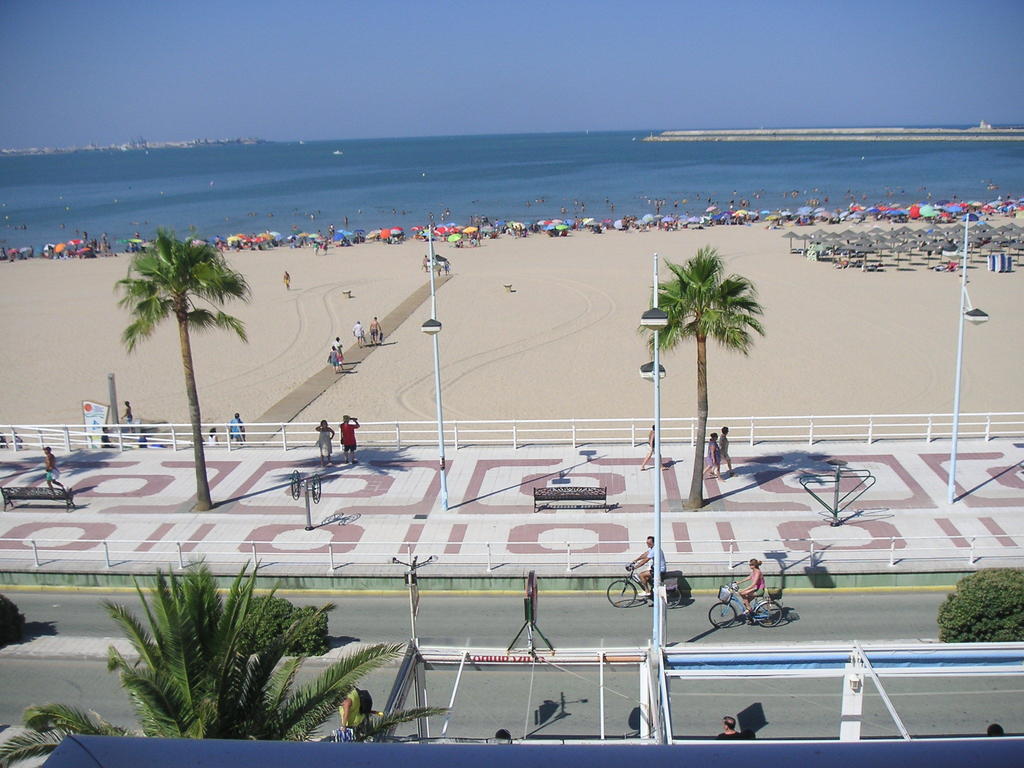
[687,335,709,509]
[177,314,213,511]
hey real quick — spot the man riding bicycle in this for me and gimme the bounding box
[629,536,666,599]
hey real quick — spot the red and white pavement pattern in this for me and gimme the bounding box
[0,440,1021,571]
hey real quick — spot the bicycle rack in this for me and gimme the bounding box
[290,470,324,530]
[799,459,876,527]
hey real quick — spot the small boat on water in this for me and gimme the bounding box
[332,150,344,156]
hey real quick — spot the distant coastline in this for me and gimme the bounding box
[643,123,1024,142]
[0,137,268,157]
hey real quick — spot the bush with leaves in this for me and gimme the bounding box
[0,592,26,647]
[239,595,329,657]
[937,568,1024,642]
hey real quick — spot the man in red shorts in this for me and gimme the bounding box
[340,415,360,464]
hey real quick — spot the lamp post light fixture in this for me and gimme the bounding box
[947,214,988,505]
[639,254,667,743]
[423,226,449,512]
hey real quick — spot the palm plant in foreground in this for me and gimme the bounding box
[116,230,251,511]
[0,564,440,765]
[651,247,765,508]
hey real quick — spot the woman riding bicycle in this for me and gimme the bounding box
[737,558,765,622]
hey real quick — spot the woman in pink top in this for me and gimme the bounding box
[738,558,765,621]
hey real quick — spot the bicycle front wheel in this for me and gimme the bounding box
[756,601,783,627]
[607,579,638,608]
[708,601,739,628]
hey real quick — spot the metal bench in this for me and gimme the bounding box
[533,485,608,512]
[2,486,76,512]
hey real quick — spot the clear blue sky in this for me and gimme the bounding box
[2,0,1022,148]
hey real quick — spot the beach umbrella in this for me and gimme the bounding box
[613,219,625,230]
[67,239,83,245]
[641,214,656,223]
[705,205,717,212]
[760,210,772,215]
[54,243,66,253]
[462,226,479,234]
[555,224,569,231]
[920,204,937,218]
[447,233,462,242]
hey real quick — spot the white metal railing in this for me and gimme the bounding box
[0,533,1020,574]
[2,412,1023,453]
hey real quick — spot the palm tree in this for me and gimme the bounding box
[651,247,765,509]
[0,564,440,765]
[116,230,251,511]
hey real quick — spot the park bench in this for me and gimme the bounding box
[2,486,76,512]
[533,485,608,512]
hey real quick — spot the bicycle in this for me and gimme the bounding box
[607,563,682,608]
[707,582,783,628]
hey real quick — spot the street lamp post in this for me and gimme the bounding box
[422,226,449,511]
[640,253,668,742]
[947,213,989,505]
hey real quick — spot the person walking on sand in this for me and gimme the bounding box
[640,425,656,471]
[283,271,291,290]
[720,426,733,478]
[369,316,383,346]
[315,420,335,467]
[703,432,721,480]
[340,415,360,464]
[43,447,65,491]
[352,320,366,348]
[329,345,342,374]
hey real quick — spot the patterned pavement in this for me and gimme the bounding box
[0,438,1022,577]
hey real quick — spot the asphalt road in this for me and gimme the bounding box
[3,588,1019,739]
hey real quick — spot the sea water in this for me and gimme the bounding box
[2,131,1023,248]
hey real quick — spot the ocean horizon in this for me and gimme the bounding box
[3,130,1024,248]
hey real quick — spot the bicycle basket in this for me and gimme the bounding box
[768,588,783,600]
[718,586,731,601]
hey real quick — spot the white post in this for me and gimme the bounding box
[170,423,177,450]
[889,537,896,567]
[31,539,39,567]
[425,227,449,512]
[486,542,493,572]
[329,542,335,571]
[177,542,184,569]
[566,542,572,572]
[103,542,111,568]
[949,214,971,505]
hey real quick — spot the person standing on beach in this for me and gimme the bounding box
[720,426,733,478]
[283,271,291,290]
[369,317,383,346]
[352,320,366,348]
[640,425,655,471]
[340,415,360,464]
[316,420,335,467]
[123,401,133,427]
[329,345,341,373]
[703,432,721,480]
[43,447,65,491]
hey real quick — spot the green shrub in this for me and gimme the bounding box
[937,569,1024,642]
[238,595,330,657]
[0,592,26,647]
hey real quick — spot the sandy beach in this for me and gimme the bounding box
[1,223,1020,428]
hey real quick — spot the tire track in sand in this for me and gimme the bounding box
[395,276,618,420]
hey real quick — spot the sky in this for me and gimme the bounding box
[2,0,1023,148]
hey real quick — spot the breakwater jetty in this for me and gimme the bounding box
[643,123,1024,142]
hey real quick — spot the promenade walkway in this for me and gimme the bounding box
[1,437,1021,584]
